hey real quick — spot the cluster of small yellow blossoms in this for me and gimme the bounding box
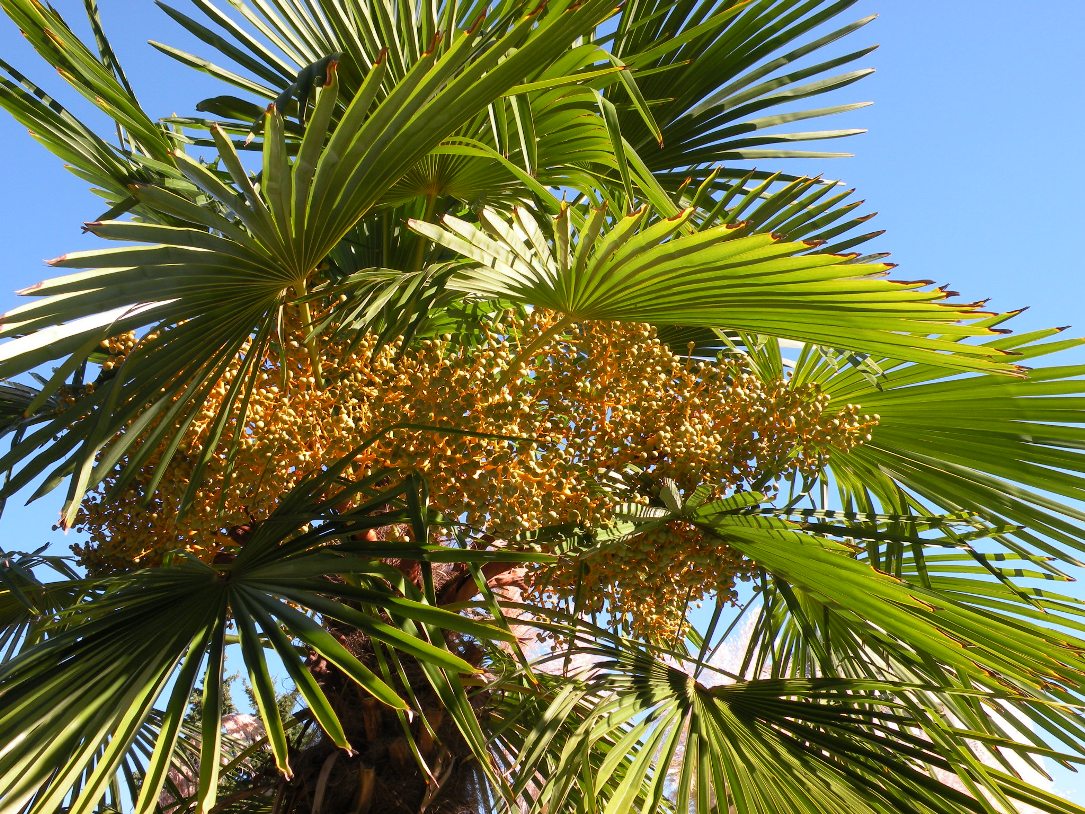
[567,519,755,640]
[55,334,140,409]
[97,331,139,372]
[72,311,876,638]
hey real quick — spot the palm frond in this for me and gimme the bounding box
[0,462,519,814]
[0,0,620,523]
[609,0,875,178]
[412,203,1016,373]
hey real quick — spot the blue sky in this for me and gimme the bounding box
[1,0,1084,803]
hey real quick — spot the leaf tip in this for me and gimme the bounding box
[423,32,443,57]
[466,11,488,33]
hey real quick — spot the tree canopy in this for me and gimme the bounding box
[1,1,1084,812]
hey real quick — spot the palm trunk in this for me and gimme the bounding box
[273,555,512,814]
[276,632,482,814]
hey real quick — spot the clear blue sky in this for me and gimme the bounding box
[1,0,1084,803]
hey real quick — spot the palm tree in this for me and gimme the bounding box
[1,0,1084,811]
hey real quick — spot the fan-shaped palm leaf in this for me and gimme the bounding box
[412,204,1015,373]
[0,460,526,814]
[0,0,620,524]
[498,632,1084,814]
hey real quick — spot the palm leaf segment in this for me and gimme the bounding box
[816,325,1085,564]
[500,641,1071,814]
[611,0,877,175]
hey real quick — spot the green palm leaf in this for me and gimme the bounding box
[0,0,620,523]
[610,0,876,178]
[502,635,1082,814]
[0,467,515,814]
[806,321,1085,563]
[412,204,1016,373]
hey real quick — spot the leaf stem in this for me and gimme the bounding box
[409,193,438,274]
[296,279,324,387]
[496,314,574,389]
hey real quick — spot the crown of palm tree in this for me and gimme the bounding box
[1,1,1084,813]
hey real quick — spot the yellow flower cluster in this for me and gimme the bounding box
[73,311,876,638]
[567,519,755,641]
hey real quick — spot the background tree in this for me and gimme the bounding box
[1,1,1085,812]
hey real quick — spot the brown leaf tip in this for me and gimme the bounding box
[423,32,443,57]
[465,10,488,34]
[324,59,339,86]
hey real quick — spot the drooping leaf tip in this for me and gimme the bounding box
[324,59,339,86]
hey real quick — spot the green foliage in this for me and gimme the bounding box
[0,1,1084,813]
